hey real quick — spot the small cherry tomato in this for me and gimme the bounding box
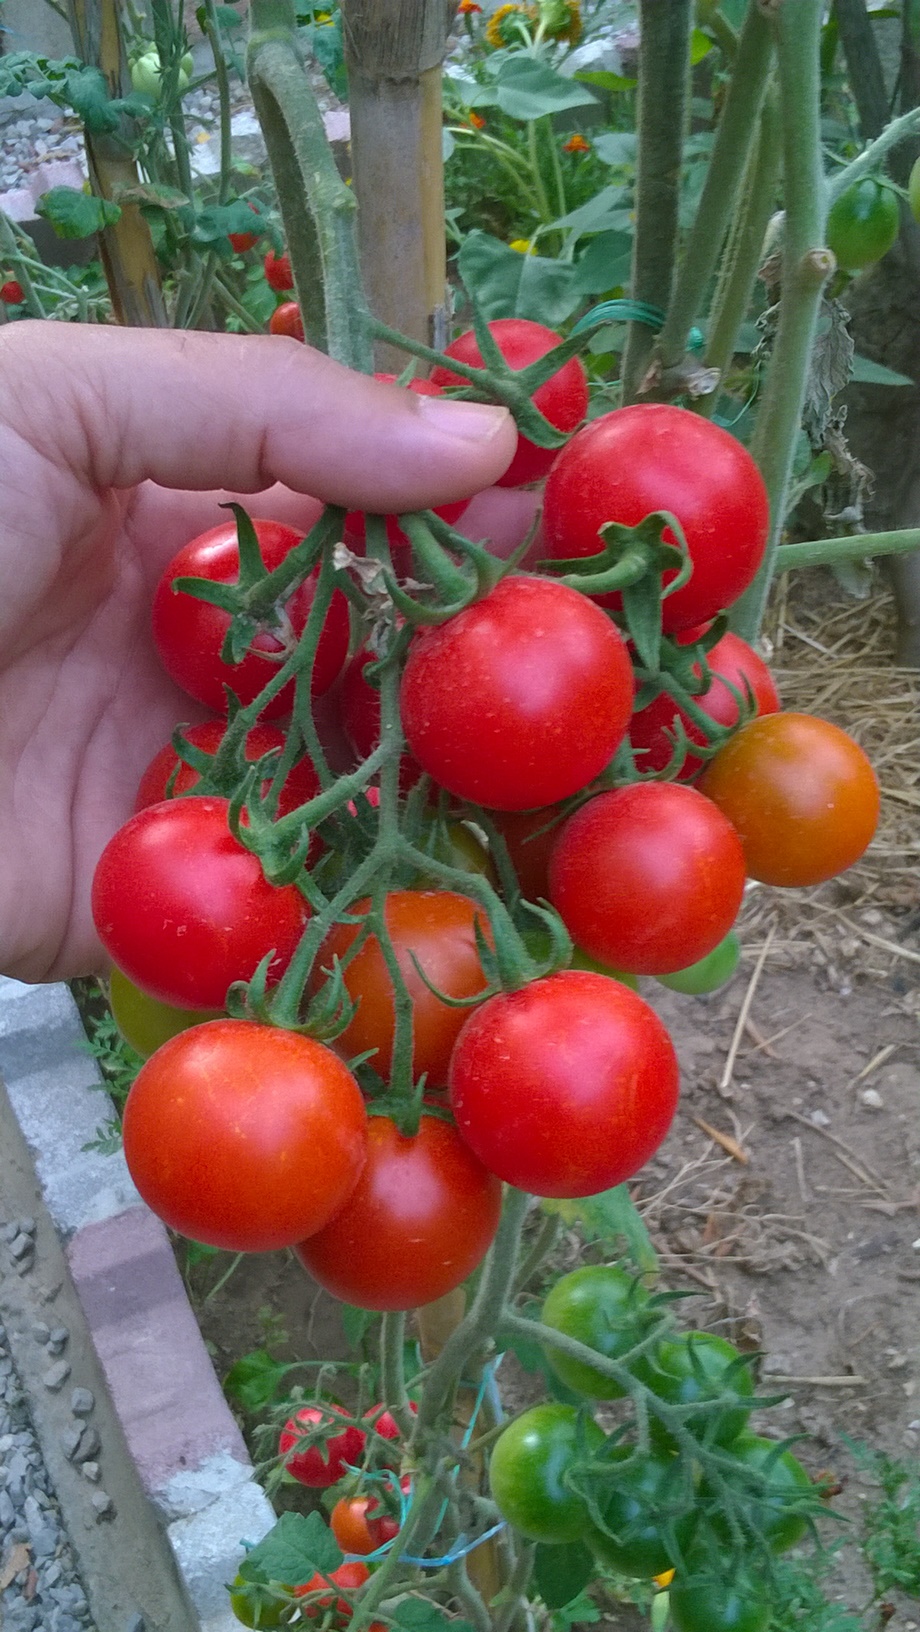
[827,177,899,271]
[294,1561,371,1617]
[0,280,24,304]
[668,1572,773,1632]
[629,630,781,779]
[697,712,880,886]
[269,301,305,340]
[701,1433,812,1554]
[108,966,222,1058]
[640,1332,755,1449]
[279,1404,367,1487]
[656,930,741,995]
[264,249,294,290]
[430,318,589,487]
[489,1403,605,1543]
[540,1264,659,1399]
[134,719,321,821]
[588,1447,693,1578]
[229,203,261,252]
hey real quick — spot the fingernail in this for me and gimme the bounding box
[414,393,512,442]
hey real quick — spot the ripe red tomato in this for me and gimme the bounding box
[430,318,588,487]
[229,203,260,252]
[400,575,634,811]
[313,890,491,1087]
[697,712,880,886]
[541,406,770,633]
[449,970,679,1197]
[343,376,468,552]
[269,301,305,340]
[629,631,781,778]
[122,1020,367,1250]
[339,650,422,790]
[548,782,746,975]
[295,1114,503,1310]
[330,1479,408,1554]
[0,280,24,304]
[279,1404,366,1487]
[294,1561,371,1616]
[91,797,308,1010]
[264,249,294,290]
[488,805,563,901]
[134,719,321,819]
[151,518,349,718]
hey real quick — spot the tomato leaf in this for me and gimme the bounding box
[457,230,583,325]
[394,1604,475,1632]
[223,1348,289,1413]
[542,1185,658,1275]
[340,1303,379,1347]
[35,187,121,240]
[239,1511,342,1586]
[533,1539,596,1609]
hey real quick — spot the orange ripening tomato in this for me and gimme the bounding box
[697,712,880,886]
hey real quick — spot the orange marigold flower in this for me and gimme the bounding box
[468,110,486,129]
[485,4,536,49]
[458,0,482,12]
[562,132,591,154]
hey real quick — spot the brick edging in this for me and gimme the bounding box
[0,975,275,1631]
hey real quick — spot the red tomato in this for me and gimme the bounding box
[399,575,634,811]
[548,782,747,975]
[294,1561,371,1615]
[269,301,305,340]
[312,891,491,1087]
[279,1404,366,1487]
[295,1115,503,1310]
[122,1020,367,1250]
[364,1402,417,1443]
[541,406,770,633]
[488,805,563,901]
[134,720,321,819]
[330,1481,407,1554]
[630,631,781,778]
[91,797,308,1010]
[229,204,260,252]
[697,712,880,886]
[339,650,422,789]
[0,280,24,304]
[430,318,588,487]
[448,970,679,1197]
[151,518,349,718]
[264,249,294,290]
[343,376,468,552]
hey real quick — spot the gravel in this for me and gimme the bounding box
[0,1312,99,1632]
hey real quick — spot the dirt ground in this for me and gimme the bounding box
[192,571,920,1626]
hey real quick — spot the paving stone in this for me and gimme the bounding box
[69,1388,93,1417]
[42,1361,70,1392]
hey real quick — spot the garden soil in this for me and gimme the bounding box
[192,571,920,1629]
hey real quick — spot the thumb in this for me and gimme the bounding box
[5,323,518,511]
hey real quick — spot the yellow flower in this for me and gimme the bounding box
[509,238,537,254]
[653,1569,676,1590]
[485,4,536,49]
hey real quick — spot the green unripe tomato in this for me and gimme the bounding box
[587,1447,693,1578]
[540,1264,657,1399]
[228,1573,293,1628]
[130,49,193,98]
[109,965,222,1058]
[489,1403,605,1542]
[639,1332,755,1449]
[703,1433,812,1554]
[656,930,740,995]
[826,178,899,272]
[668,1572,773,1632]
[569,947,639,990]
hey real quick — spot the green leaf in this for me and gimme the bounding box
[575,230,633,294]
[239,1511,342,1587]
[549,186,632,239]
[690,28,714,63]
[542,1185,658,1274]
[494,55,598,121]
[850,354,914,386]
[575,69,636,93]
[534,1541,596,1610]
[113,181,190,210]
[214,3,245,25]
[340,1303,378,1347]
[591,131,637,168]
[35,187,121,240]
[223,1348,289,1414]
[457,231,583,326]
[394,1605,475,1632]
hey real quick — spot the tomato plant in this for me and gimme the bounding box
[330,1479,408,1554]
[108,966,222,1058]
[540,1265,659,1400]
[667,1573,772,1632]
[269,301,305,340]
[702,1434,812,1554]
[449,970,679,1197]
[151,518,349,718]
[488,1404,605,1542]
[279,1404,366,1487]
[264,249,294,290]
[228,1572,293,1628]
[400,576,634,811]
[629,630,781,779]
[641,1333,755,1449]
[548,783,747,976]
[587,1446,693,1578]
[134,719,321,820]
[656,930,741,995]
[429,317,589,487]
[295,1114,503,1310]
[541,406,770,633]
[313,890,491,1087]
[122,1020,367,1250]
[295,1561,371,1618]
[91,796,308,1010]
[697,712,880,886]
[826,177,899,271]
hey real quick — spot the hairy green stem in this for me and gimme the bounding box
[513,1210,561,1295]
[827,103,920,203]
[776,526,920,569]
[621,0,693,402]
[379,1312,410,1423]
[731,0,831,640]
[657,3,773,370]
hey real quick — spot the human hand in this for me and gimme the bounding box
[0,322,517,983]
